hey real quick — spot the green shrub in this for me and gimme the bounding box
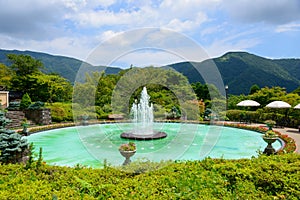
[226,110,261,123]
[20,93,32,110]
[46,102,73,122]
[0,111,28,163]
[0,154,299,199]
[28,101,45,110]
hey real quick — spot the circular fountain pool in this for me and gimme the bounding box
[27,122,282,168]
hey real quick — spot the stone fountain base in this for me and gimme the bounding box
[120,131,167,140]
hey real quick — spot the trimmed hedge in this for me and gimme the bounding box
[0,154,299,199]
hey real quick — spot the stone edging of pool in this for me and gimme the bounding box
[19,120,297,154]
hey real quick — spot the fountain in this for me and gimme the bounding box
[120,87,167,140]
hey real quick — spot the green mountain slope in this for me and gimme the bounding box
[166,52,300,94]
[1,49,299,94]
[0,49,121,83]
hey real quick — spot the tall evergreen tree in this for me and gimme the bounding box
[20,93,32,110]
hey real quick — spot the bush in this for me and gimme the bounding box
[7,101,20,111]
[0,111,28,163]
[226,110,261,123]
[20,93,32,110]
[46,102,73,122]
[0,154,299,199]
[28,101,45,110]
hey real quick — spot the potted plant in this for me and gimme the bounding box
[119,142,136,165]
[262,130,278,155]
[21,119,29,136]
[264,120,276,130]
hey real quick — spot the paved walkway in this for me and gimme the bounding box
[272,126,300,154]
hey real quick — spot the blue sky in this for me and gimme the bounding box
[0,0,300,68]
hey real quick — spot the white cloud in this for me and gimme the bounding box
[85,28,211,67]
[204,29,261,58]
[0,34,94,61]
[1,0,299,68]
[67,0,215,32]
[276,23,300,33]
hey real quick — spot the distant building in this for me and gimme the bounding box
[0,91,9,108]
[108,114,124,120]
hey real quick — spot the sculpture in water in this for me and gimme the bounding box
[121,87,167,140]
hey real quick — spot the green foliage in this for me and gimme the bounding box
[264,130,278,138]
[7,54,43,96]
[0,154,299,199]
[31,73,73,102]
[7,54,43,76]
[74,67,197,120]
[73,71,104,108]
[249,84,260,95]
[28,101,45,110]
[6,54,72,102]
[191,82,210,100]
[0,63,12,89]
[20,93,32,110]
[112,67,197,118]
[7,101,20,111]
[117,158,173,174]
[226,110,260,123]
[249,86,287,107]
[46,102,73,122]
[2,50,300,95]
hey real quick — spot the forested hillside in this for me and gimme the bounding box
[166,52,300,94]
[0,49,121,83]
[1,49,299,94]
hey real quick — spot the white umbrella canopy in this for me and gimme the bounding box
[237,100,260,107]
[265,101,291,108]
[294,103,300,109]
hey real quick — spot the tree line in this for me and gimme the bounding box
[1,54,300,125]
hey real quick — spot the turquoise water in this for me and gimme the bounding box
[27,123,282,168]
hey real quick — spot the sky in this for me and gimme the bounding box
[1,0,300,68]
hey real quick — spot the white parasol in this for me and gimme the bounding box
[294,103,300,109]
[237,100,260,107]
[265,101,291,108]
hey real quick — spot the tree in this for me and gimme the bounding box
[20,93,32,110]
[249,86,287,107]
[7,54,43,76]
[249,84,260,95]
[7,54,72,102]
[7,54,43,94]
[191,82,210,100]
[31,74,73,102]
[0,63,12,90]
[73,71,104,108]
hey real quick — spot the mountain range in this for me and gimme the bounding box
[1,49,299,95]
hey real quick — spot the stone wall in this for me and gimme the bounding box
[5,109,52,128]
[5,111,26,128]
[25,109,52,125]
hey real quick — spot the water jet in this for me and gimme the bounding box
[120,87,167,140]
